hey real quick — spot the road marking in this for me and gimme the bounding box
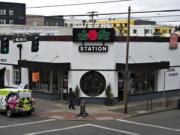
[24,124,140,135]
[117,119,180,132]
[24,124,89,135]
[0,119,55,129]
[87,124,141,135]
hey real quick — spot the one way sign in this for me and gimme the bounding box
[13,36,27,42]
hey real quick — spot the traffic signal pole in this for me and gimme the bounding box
[17,44,22,84]
[123,6,131,114]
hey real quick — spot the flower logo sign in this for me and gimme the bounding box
[73,28,115,42]
[73,28,115,52]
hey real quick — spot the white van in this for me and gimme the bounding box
[0,88,35,117]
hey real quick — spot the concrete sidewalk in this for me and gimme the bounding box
[34,97,179,120]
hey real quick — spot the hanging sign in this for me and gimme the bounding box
[169,33,178,49]
[32,72,40,82]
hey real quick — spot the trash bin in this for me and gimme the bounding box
[177,98,180,109]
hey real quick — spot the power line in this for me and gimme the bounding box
[157,20,180,23]
[62,9,180,17]
[27,0,131,9]
[91,14,180,21]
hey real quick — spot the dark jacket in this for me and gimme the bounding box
[68,91,75,101]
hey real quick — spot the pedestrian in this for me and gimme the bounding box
[77,100,88,117]
[68,88,75,110]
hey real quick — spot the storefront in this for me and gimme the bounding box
[0,29,179,103]
[18,60,70,100]
[117,62,169,101]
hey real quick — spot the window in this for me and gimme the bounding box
[80,71,106,97]
[64,23,68,27]
[128,71,156,95]
[9,20,14,24]
[13,66,21,85]
[0,19,6,24]
[133,29,137,34]
[9,10,14,15]
[70,23,73,27]
[0,9,6,15]
[124,30,127,34]
[124,23,127,27]
[145,29,151,35]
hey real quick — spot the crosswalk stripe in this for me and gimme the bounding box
[0,119,55,129]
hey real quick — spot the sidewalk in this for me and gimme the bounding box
[34,97,179,121]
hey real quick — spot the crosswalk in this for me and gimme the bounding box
[0,116,180,135]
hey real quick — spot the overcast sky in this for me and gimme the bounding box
[1,0,180,25]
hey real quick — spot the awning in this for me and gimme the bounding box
[18,60,70,70]
[116,61,170,71]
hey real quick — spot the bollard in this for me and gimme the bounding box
[147,98,153,111]
[177,98,180,109]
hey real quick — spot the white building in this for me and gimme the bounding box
[0,27,179,103]
[0,25,72,36]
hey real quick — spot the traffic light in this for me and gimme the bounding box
[1,38,9,54]
[31,36,39,52]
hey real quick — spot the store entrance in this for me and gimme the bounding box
[29,69,68,100]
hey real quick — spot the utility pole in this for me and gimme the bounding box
[88,11,98,27]
[123,6,131,114]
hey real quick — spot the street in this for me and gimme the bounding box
[0,109,180,135]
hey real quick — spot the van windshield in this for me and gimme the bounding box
[18,92,31,98]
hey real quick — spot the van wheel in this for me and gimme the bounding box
[6,109,13,117]
[26,112,32,116]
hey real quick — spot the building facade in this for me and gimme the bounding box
[0,25,72,36]
[0,2,26,25]
[0,28,180,103]
[64,18,175,37]
[26,15,64,26]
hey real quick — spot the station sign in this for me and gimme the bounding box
[73,28,114,53]
[79,46,108,52]
[73,28,115,42]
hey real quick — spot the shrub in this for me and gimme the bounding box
[74,85,80,99]
[105,84,114,99]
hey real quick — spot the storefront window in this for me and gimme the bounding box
[118,71,156,95]
[80,71,106,97]
[30,69,68,95]
[30,69,50,93]
[13,66,21,85]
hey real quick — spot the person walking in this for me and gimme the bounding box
[77,100,88,117]
[68,88,75,110]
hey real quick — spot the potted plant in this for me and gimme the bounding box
[74,85,81,105]
[105,84,114,106]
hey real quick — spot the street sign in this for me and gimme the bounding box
[13,37,27,43]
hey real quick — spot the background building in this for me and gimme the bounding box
[0,2,26,25]
[64,18,175,37]
[26,15,64,26]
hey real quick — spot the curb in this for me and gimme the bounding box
[125,107,177,118]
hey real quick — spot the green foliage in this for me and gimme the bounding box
[105,84,114,99]
[74,85,80,99]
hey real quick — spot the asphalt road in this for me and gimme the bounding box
[0,109,180,135]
